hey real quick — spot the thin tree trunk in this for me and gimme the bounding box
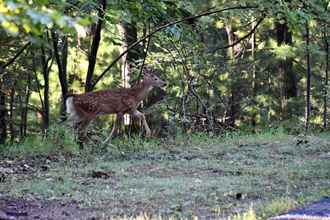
[121,21,135,129]
[20,76,30,139]
[276,22,297,119]
[9,88,15,143]
[85,0,107,92]
[251,20,257,129]
[323,28,329,129]
[0,42,30,144]
[51,31,68,120]
[305,21,311,132]
[120,21,142,135]
[23,85,30,137]
[225,25,239,127]
[0,85,7,144]
[18,95,23,140]
[41,46,52,131]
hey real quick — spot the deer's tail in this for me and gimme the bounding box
[66,96,79,121]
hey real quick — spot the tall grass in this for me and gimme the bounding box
[0,124,79,156]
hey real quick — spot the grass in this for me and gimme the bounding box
[0,129,330,219]
[1,124,79,156]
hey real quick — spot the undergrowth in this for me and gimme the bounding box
[0,124,79,157]
[0,126,310,157]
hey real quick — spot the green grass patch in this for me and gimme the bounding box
[1,124,79,156]
[0,130,329,219]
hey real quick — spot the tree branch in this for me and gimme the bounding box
[138,27,152,79]
[212,17,264,53]
[91,5,258,90]
[1,42,31,71]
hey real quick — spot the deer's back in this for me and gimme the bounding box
[73,89,138,117]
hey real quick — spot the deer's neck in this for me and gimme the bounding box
[132,81,153,102]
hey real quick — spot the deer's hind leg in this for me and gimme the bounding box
[76,119,91,149]
[132,110,151,137]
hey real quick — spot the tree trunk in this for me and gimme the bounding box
[225,25,240,127]
[41,46,51,131]
[85,0,107,92]
[20,76,30,139]
[251,20,257,129]
[276,22,297,119]
[120,21,141,133]
[51,31,68,120]
[0,84,7,144]
[305,21,311,132]
[23,84,30,137]
[323,29,329,129]
[18,95,24,140]
[9,88,15,143]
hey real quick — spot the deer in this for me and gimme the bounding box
[66,68,167,146]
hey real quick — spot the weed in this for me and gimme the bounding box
[258,198,296,219]
[227,207,257,220]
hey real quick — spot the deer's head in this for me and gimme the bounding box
[143,69,167,88]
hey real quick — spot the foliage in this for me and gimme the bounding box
[0,0,88,37]
[0,0,330,146]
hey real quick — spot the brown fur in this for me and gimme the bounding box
[66,71,166,146]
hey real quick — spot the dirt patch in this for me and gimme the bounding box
[89,170,116,179]
[125,162,240,178]
[0,196,100,220]
[0,154,64,175]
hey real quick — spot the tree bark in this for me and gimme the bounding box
[85,0,107,92]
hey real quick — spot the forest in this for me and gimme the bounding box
[0,0,330,219]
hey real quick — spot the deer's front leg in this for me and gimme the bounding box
[105,113,123,143]
[132,110,151,137]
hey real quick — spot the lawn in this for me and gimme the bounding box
[0,131,330,219]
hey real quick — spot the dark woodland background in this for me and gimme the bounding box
[1,0,330,145]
